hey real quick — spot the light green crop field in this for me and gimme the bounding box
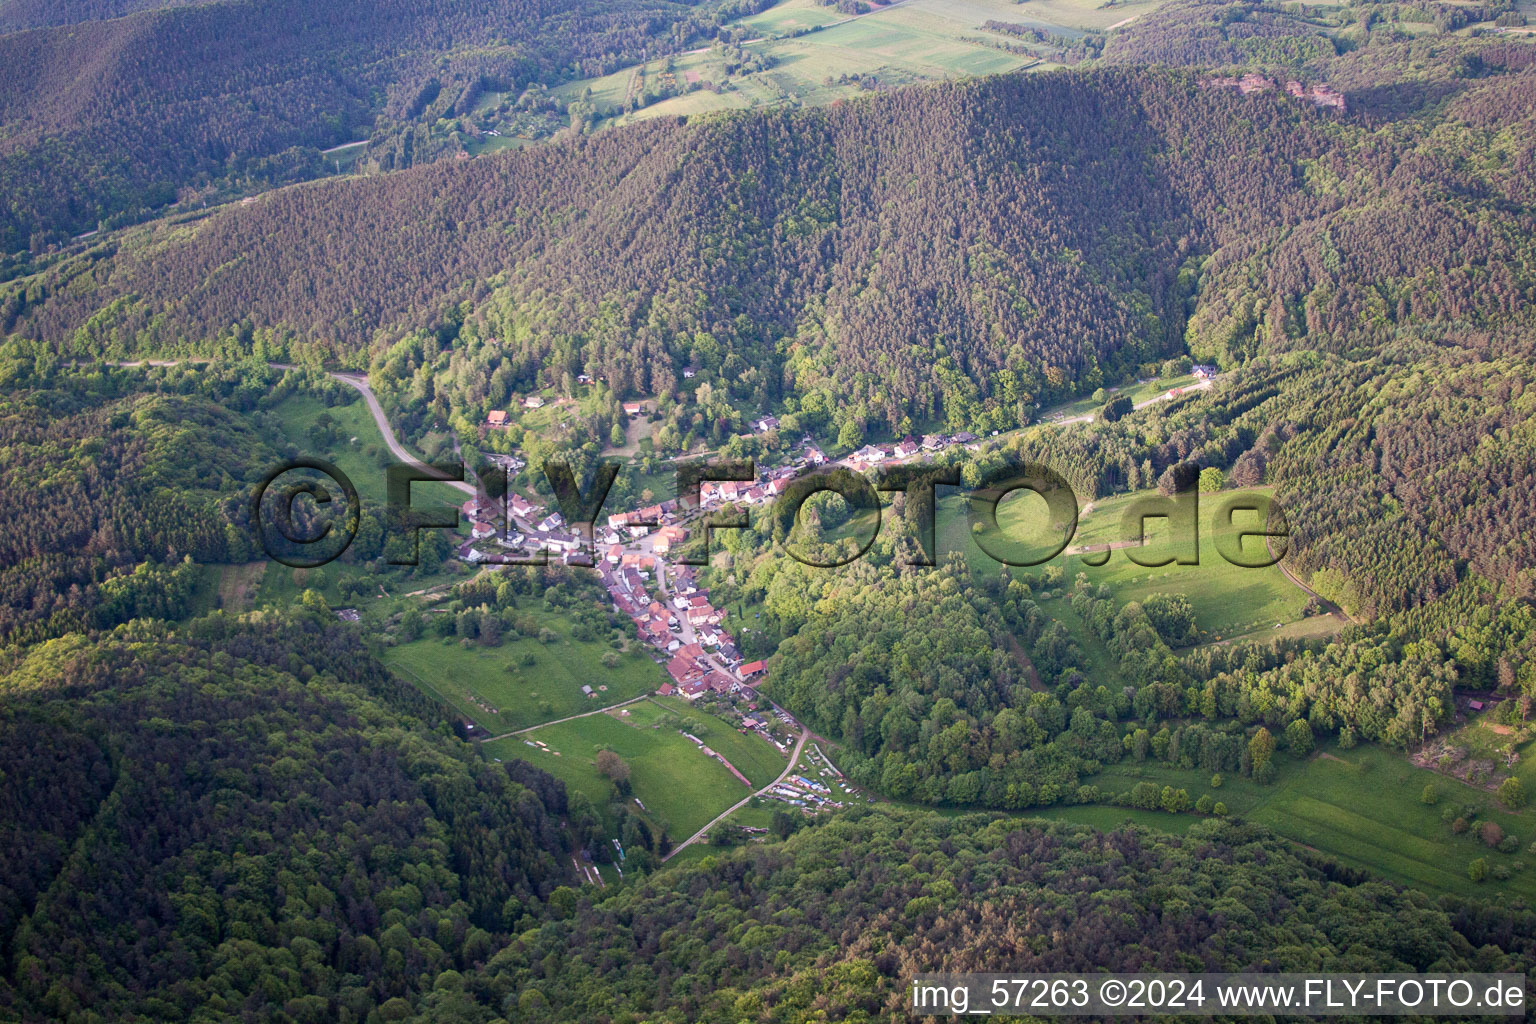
[485,696,784,838]
[739,0,845,33]
[797,10,1028,76]
[554,0,1154,130]
[383,611,666,732]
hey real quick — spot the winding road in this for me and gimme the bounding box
[109,358,477,499]
[664,723,808,861]
[328,371,476,498]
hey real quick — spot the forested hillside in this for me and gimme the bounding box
[10,35,1533,441]
[0,610,574,1022]
[0,0,214,31]
[406,809,1536,1023]
[0,0,762,250]
[9,27,1536,645]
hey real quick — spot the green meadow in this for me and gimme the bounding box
[269,392,465,514]
[382,609,667,733]
[1078,743,1536,901]
[484,696,786,838]
[937,485,1314,641]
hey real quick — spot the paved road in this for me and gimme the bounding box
[327,371,476,498]
[1267,529,1355,625]
[664,724,809,861]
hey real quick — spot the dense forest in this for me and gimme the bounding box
[0,0,219,31]
[0,609,575,1022]
[405,809,1536,1023]
[0,0,769,250]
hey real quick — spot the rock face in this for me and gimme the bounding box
[1202,73,1347,110]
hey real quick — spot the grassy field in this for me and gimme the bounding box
[1039,374,1197,422]
[936,485,1311,641]
[269,393,465,515]
[382,610,667,732]
[484,696,786,838]
[1081,743,1536,900]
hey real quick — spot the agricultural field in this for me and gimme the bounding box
[554,0,1167,130]
[483,696,787,838]
[382,607,667,732]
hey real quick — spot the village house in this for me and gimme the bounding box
[461,498,496,522]
[653,525,688,554]
[893,436,920,459]
[485,409,508,428]
[752,415,780,434]
[850,444,887,466]
[622,401,645,417]
[686,604,721,628]
[523,395,545,410]
[484,452,525,472]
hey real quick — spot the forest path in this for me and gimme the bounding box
[476,695,651,743]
